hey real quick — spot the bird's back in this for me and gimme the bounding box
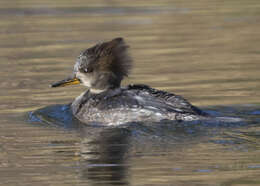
[71,84,208,125]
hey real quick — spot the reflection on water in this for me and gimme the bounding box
[27,103,260,185]
[79,128,131,185]
[1,0,260,185]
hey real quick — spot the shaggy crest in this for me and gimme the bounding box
[74,38,132,83]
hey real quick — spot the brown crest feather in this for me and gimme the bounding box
[76,38,132,89]
[97,38,132,79]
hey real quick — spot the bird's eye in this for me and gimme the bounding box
[83,67,93,73]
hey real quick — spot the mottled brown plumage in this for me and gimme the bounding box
[51,38,209,125]
[73,38,132,90]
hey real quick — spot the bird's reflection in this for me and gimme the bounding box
[30,104,251,186]
[79,126,131,186]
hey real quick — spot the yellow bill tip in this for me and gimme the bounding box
[50,77,80,88]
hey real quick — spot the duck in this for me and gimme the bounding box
[51,38,208,125]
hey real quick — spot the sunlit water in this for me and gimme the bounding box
[1,0,260,185]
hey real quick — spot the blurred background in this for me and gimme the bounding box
[0,0,260,186]
[1,0,260,113]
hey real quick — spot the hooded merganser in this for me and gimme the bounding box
[51,38,208,125]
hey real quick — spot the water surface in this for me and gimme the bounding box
[1,0,260,185]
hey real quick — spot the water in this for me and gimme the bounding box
[1,0,260,185]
